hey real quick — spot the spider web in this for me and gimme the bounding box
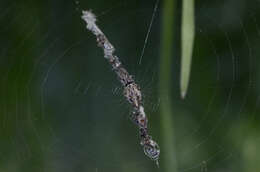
[0,0,260,172]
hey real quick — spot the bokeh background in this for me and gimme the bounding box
[0,0,260,171]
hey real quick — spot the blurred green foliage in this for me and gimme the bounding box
[0,0,260,172]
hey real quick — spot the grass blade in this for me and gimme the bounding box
[180,0,195,99]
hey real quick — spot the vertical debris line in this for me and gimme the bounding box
[81,11,160,165]
[159,0,178,171]
[138,0,160,65]
[180,0,195,99]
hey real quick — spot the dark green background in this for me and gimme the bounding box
[0,0,260,171]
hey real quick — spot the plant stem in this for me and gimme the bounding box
[159,0,178,171]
